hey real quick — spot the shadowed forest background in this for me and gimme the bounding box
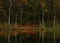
[0,0,60,43]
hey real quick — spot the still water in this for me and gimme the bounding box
[0,33,60,43]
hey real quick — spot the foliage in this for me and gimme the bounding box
[0,0,60,26]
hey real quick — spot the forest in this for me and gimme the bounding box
[0,0,60,24]
[0,0,60,43]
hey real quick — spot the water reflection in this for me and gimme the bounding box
[0,32,60,43]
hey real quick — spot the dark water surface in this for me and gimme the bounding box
[0,34,60,43]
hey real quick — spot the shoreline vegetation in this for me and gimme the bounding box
[0,23,60,38]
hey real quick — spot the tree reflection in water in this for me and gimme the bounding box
[0,32,60,43]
